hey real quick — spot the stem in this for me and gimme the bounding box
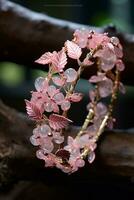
[62,65,84,117]
[81,69,120,158]
[77,108,94,137]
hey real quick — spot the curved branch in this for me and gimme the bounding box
[0,99,134,186]
[0,0,134,84]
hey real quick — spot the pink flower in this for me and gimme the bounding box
[73,29,90,48]
[87,32,110,49]
[94,44,117,71]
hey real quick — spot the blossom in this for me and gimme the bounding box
[87,32,110,49]
[26,29,125,174]
[73,29,90,48]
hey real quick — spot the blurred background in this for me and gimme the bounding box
[0,0,134,129]
[0,1,134,199]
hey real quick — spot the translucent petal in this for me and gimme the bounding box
[30,135,40,146]
[47,85,57,97]
[110,37,119,46]
[52,76,65,86]
[61,100,71,111]
[64,68,77,82]
[36,149,45,160]
[45,102,53,112]
[75,159,85,167]
[88,151,95,163]
[54,136,64,144]
[41,138,54,153]
[53,131,64,144]
[40,124,51,136]
[53,93,64,104]
[35,77,46,92]
[98,79,113,97]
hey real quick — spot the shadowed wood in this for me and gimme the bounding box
[0,99,134,187]
[0,0,134,85]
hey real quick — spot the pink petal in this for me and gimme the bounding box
[52,102,59,113]
[64,68,77,82]
[34,77,48,92]
[44,101,53,112]
[61,100,71,111]
[110,37,120,46]
[75,158,85,167]
[53,92,65,105]
[49,114,72,130]
[47,85,58,98]
[87,32,110,49]
[68,93,83,102]
[116,59,125,71]
[114,46,123,58]
[73,29,89,48]
[98,78,113,97]
[82,57,94,66]
[30,135,40,146]
[89,74,105,83]
[52,76,65,86]
[95,102,108,118]
[65,40,82,59]
[88,151,95,163]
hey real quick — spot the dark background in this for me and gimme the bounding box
[0,1,134,199]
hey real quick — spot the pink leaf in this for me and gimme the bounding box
[82,57,94,66]
[25,100,43,120]
[49,114,72,130]
[68,93,83,102]
[52,76,65,86]
[51,49,67,72]
[65,40,82,59]
[73,29,89,48]
[116,59,125,71]
[35,52,53,65]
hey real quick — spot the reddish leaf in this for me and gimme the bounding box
[49,114,72,130]
[35,52,53,65]
[65,40,82,59]
[51,49,67,72]
[25,100,43,120]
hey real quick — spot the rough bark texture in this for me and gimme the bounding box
[0,0,134,85]
[0,99,134,187]
[0,0,134,186]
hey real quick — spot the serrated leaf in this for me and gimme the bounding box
[65,40,82,59]
[35,52,53,65]
[25,100,43,120]
[49,114,72,130]
[51,49,67,71]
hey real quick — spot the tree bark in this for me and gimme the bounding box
[0,99,134,187]
[0,0,134,85]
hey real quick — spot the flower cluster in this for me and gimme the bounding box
[25,29,125,173]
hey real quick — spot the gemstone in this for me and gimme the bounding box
[64,68,77,82]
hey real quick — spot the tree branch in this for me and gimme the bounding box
[0,99,134,186]
[0,0,134,85]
